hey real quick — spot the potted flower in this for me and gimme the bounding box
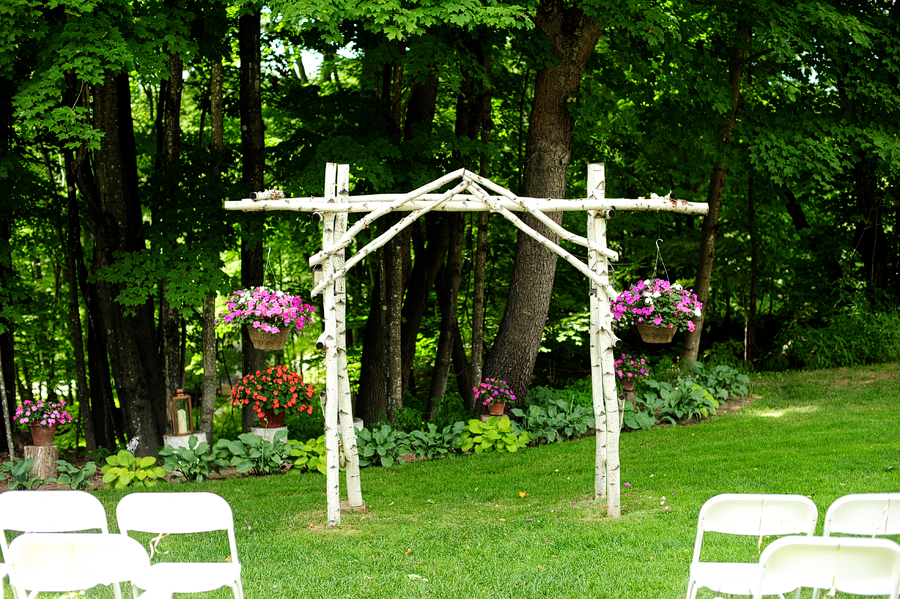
[230,365,316,428]
[610,278,703,343]
[217,286,316,350]
[473,378,517,416]
[614,354,650,392]
[14,398,74,446]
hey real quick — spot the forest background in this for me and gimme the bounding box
[0,0,898,458]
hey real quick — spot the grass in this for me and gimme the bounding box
[9,363,900,598]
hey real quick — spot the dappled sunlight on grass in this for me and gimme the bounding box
[747,404,821,418]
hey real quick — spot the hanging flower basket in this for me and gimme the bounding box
[636,323,676,344]
[610,278,703,343]
[247,328,290,350]
[217,286,316,352]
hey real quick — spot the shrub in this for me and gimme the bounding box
[356,425,410,468]
[428,390,470,430]
[686,361,750,401]
[394,406,425,433]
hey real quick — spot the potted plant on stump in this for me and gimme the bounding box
[610,278,703,343]
[13,398,74,479]
[614,354,650,392]
[217,286,317,351]
[230,365,316,441]
[473,378,517,416]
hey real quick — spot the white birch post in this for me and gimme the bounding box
[334,164,364,511]
[591,163,621,517]
[323,163,342,527]
[586,164,607,502]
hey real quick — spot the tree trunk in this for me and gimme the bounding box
[239,9,266,431]
[483,0,600,400]
[852,155,888,290]
[428,214,464,415]
[0,214,16,452]
[63,150,96,457]
[82,72,165,456]
[681,24,748,364]
[747,168,758,363]
[387,226,404,422]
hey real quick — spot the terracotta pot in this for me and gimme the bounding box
[258,408,286,428]
[247,327,290,351]
[622,379,636,392]
[30,423,58,446]
[487,401,505,416]
[637,323,676,344]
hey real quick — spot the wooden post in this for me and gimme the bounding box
[335,164,364,511]
[323,163,341,527]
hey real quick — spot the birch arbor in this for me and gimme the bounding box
[226,162,707,524]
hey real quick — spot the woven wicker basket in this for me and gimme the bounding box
[636,323,676,344]
[247,328,290,350]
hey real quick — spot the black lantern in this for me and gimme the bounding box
[171,389,194,436]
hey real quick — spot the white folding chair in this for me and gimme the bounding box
[7,532,169,599]
[810,493,900,599]
[755,536,900,599]
[685,493,818,599]
[0,490,118,599]
[116,492,244,599]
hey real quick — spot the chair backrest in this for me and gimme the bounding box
[0,490,110,534]
[8,533,151,594]
[755,536,900,599]
[692,494,818,563]
[824,493,900,537]
[117,492,239,563]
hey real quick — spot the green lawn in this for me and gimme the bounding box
[20,364,900,598]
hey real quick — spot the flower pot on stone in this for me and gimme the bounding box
[487,402,506,416]
[258,408,286,428]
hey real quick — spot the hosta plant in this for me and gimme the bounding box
[55,460,97,490]
[214,430,290,475]
[288,436,327,474]
[408,422,464,460]
[101,450,168,489]
[159,435,229,483]
[457,416,530,453]
[356,425,410,468]
[1,457,48,489]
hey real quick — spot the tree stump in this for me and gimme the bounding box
[25,445,58,479]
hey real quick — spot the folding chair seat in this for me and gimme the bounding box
[685,493,818,599]
[116,492,244,599]
[0,490,118,599]
[755,536,900,599]
[7,532,169,599]
[810,492,900,599]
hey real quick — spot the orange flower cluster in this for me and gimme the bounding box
[230,365,315,420]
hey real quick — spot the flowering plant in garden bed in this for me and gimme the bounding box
[614,354,650,383]
[473,378,516,407]
[610,278,703,332]
[13,398,74,428]
[230,365,316,420]
[217,286,316,335]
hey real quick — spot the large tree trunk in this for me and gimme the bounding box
[239,10,266,431]
[82,72,165,456]
[746,168,758,363]
[159,49,184,430]
[483,0,600,400]
[63,150,96,457]
[681,24,748,364]
[0,215,15,451]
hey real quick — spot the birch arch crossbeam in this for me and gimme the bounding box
[224,163,709,526]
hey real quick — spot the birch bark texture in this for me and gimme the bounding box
[225,163,708,522]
